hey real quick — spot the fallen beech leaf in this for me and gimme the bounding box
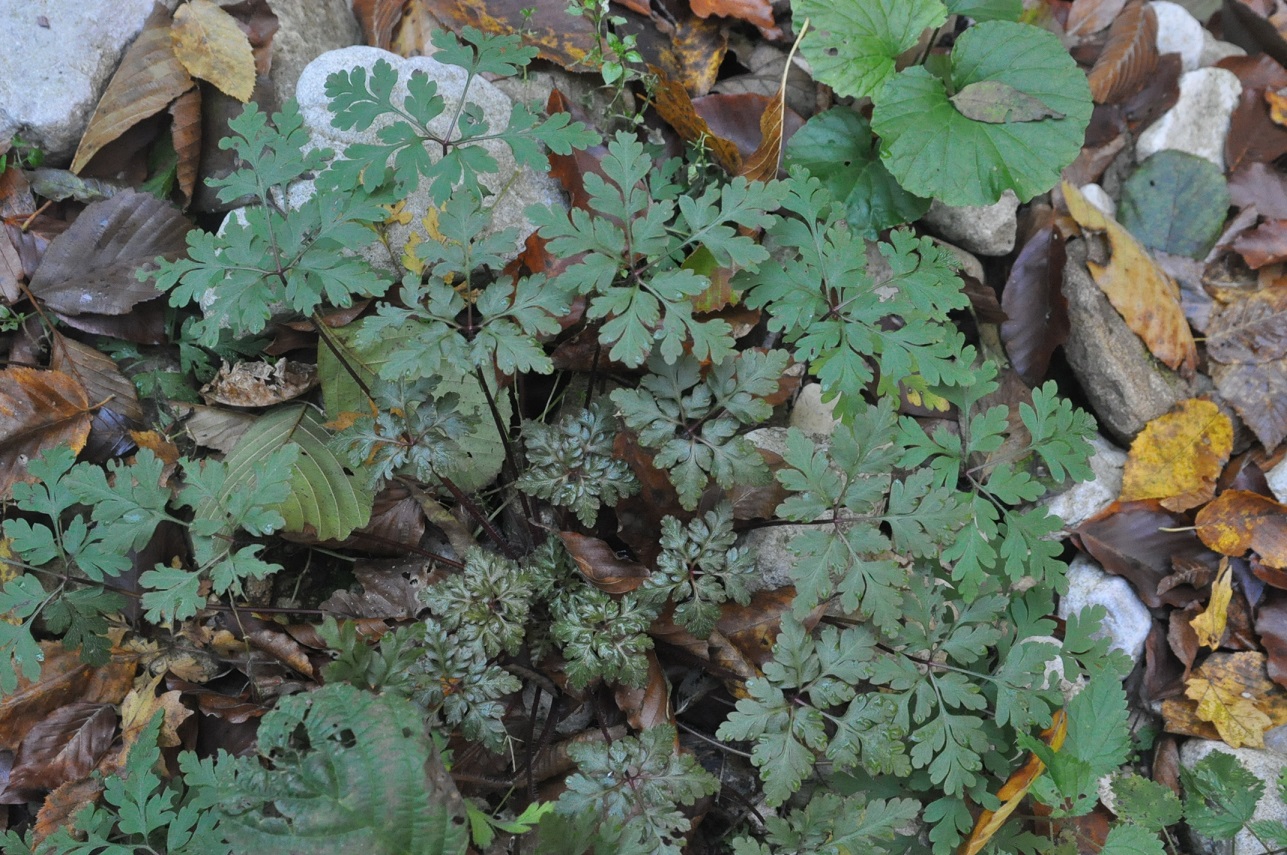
[1001,224,1069,385]
[558,531,650,594]
[651,68,743,174]
[353,0,406,49]
[118,674,192,756]
[0,644,134,753]
[1257,590,1287,688]
[0,368,91,500]
[1211,360,1287,451]
[1232,218,1287,268]
[1087,0,1159,104]
[613,650,672,731]
[1196,490,1287,568]
[962,710,1067,855]
[71,5,194,173]
[50,333,144,462]
[1065,0,1129,39]
[1207,287,1287,364]
[171,0,256,102]
[1119,399,1233,511]
[1,703,116,800]
[689,0,777,34]
[1062,180,1197,376]
[33,776,105,844]
[1191,560,1234,650]
[1164,653,1287,745]
[1186,675,1272,748]
[738,20,806,182]
[1227,86,1287,173]
[169,86,202,204]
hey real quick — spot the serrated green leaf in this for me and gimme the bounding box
[797,0,948,100]
[1100,822,1165,855]
[1110,774,1182,832]
[872,21,1092,206]
[1182,750,1264,839]
[1118,150,1230,259]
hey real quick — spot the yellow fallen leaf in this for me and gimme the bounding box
[119,673,194,761]
[1268,87,1287,128]
[1196,490,1287,569]
[171,0,255,102]
[1190,558,1232,650]
[1120,399,1232,511]
[1062,181,1197,376]
[1185,675,1272,749]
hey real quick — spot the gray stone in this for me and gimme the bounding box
[266,0,362,108]
[0,0,174,163]
[1180,740,1287,855]
[789,384,839,438]
[1198,29,1246,67]
[929,237,985,284]
[1057,555,1152,664]
[1062,238,1194,443]
[291,46,566,268]
[920,190,1019,256]
[739,427,809,593]
[1044,434,1127,529]
[1137,67,1242,170]
[1267,457,1287,504]
[1151,1,1205,72]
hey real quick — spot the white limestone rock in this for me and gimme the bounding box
[920,190,1019,257]
[789,384,840,438]
[739,427,809,592]
[1180,741,1287,855]
[1078,183,1116,219]
[1151,1,1205,72]
[1198,29,1246,67]
[1057,555,1152,664]
[1136,67,1242,170]
[0,0,175,163]
[1267,457,1287,504]
[265,0,362,108]
[1044,435,1127,530]
[292,46,566,269]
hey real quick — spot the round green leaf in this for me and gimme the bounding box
[797,0,948,100]
[784,108,930,238]
[872,21,1092,206]
[1118,150,1230,259]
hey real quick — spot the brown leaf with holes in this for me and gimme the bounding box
[1207,287,1287,364]
[1063,181,1197,376]
[171,0,256,102]
[1119,399,1233,511]
[652,68,742,174]
[1196,490,1287,568]
[0,703,117,801]
[613,650,672,731]
[201,359,318,407]
[1087,0,1159,104]
[29,190,192,318]
[71,5,194,173]
[558,531,650,594]
[0,367,92,500]
[1066,0,1129,39]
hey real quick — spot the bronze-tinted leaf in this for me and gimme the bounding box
[1001,224,1069,386]
[652,69,742,174]
[1196,490,1287,568]
[169,86,202,204]
[0,703,116,801]
[354,0,406,49]
[1207,287,1287,363]
[1074,501,1216,608]
[613,650,672,731]
[558,531,650,594]
[689,0,777,34]
[0,645,133,754]
[49,333,144,462]
[29,190,192,317]
[1226,86,1287,172]
[171,0,256,102]
[71,5,194,174]
[738,22,805,182]
[0,367,92,500]
[1087,0,1159,104]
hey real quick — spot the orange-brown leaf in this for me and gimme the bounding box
[353,0,407,49]
[1196,490,1287,568]
[51,333,144,461]
[962,710,1067,855]
[613,650,672,731]
[690,0,778,34]
[1065,0,1130,39]
[1087,0,1160,104]
[738,20,806,182]
[1063,180,1197,375]
[171,0,256,102]
[71,5,193,173]
[558,530,650,594]
[651,68,742,174]
[1119,399,1233,511]
[1191,559,1234,650]
[169,86,202,204]
[0,367,92,500]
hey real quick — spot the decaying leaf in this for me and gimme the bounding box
[613,650,672,731]
[1196,490,1287,568]
[1119,399,1233,511]
[0,367,92,500]
[1164,653,1287,747]
[1190,559,1233,650]
[651,68,743,174]
[1001,223,1069,385]
[171,0,256,102]
[738,20,806,182]
[962,711,1067,855]
[689,0,777,35]
[950,81,1065,124]
[558,530,650,595]
[50,333,145,461]
[1086,0,1159,104]
[28,190,192,318]
[354,0,406,49]
[201,359,319,408]
[1065,0,1130,39]
[1062,181,1198,376]
[71,5,194,173]
[0,703,117,801]
[118,674,192,756]
[1207,287,1287,364]
[1212,360,1287,451]
[1185,675,1272,748]
[169,86,203,204]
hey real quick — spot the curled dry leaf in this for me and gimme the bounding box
[1190,559,1234,650]
[962,710,1066,855]
[1196,490,1287,568]
[0,367,92,500]
[558,530,650,595]
[71,5,194,174]
[1065,0,1130,39]
[171,0,256,102]
[612,649,672,731]
[1062,181,1197,376]
[738,20,806,183]
[353,0,406,49]
[200,359,319,408]
[1119,399,1233,512]
[651,68,743,174]
[1086,0,1159,104]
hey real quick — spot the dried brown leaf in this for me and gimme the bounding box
[738,21,806,182]
[1065,0,1130,39]
[1087,0,1159,104]
[1227,86,1287,172]
[1196,490,1287,568]
[1,703,116,800]
[200,359,318,407]
[72,5,194,173]
[0,367,92,500]
[354,0,407,49]
[171,0,256,102]
[1207,287,1287,363]
[613,650,672,731]
[169,86,202,204]
[1211,359,1287,450]
[689,0,777,34]
[1001,224,1069,385]
[558,531,650,594]
[651,68,742,174]
[50,333,144,462]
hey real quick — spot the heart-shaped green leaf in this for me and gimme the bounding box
[872,21,1091,206]
[796,0,948,100]
[784,108,930,237]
